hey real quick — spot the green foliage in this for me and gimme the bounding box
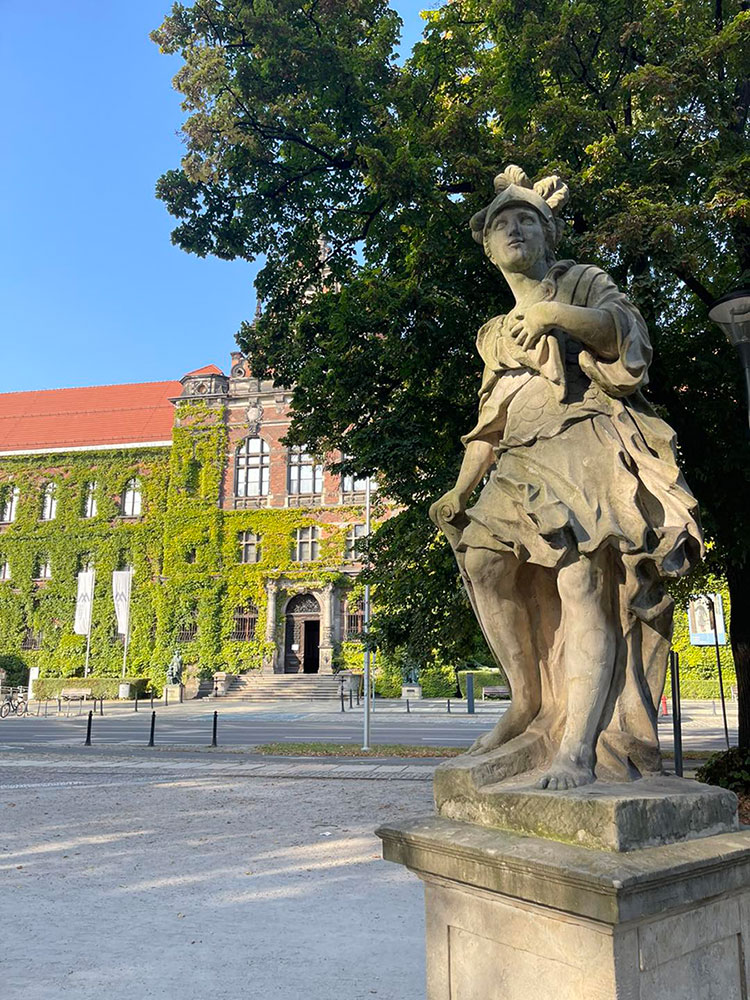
[34,677,151,700]
[457,669,507,699]
[152,0,750,688]
[696,748,750,792]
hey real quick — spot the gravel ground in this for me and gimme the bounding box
[0,757,433,1000]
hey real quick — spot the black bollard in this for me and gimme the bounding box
[99,697,103,717]
[84,710,93,746]
[349,689,353,709]
[669,651,683,777]
[165,686,168,707]
[150,691,154,710]
[406,698,410,714]
[148,711,156,747]
[134,693,138,712]
[44,701,48,718]
[57,697,61,715]
[36,701,40,716]
[466,673,475,715]
[340,688,345,712]
[447,699,451,714]
[211,710,218,747]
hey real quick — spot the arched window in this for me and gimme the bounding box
[288,446,323,496]
[235,438,270,498]
[83,481,98,518]
[230,603,258,641]
[121,478,142,517]
[1,486,19,523]
[40,483,57,521]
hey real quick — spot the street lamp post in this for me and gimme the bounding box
[708,288,750,430]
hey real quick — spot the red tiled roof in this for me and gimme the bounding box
[0,380,183,454]
[184,364,224,377]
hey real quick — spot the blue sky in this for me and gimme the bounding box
[0,1,431,393]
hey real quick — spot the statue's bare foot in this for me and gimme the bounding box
[468,704,536,756]
[537,746,595,790]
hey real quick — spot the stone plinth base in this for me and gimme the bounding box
[402,684,423,700]
[377,815,750,1000]
[434,768,738,851]
[164,683,183,703]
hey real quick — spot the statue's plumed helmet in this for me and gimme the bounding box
[470,165,570,249]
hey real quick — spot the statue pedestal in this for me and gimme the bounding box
[401,684,423,700]
[164,683,183,704]
[378,812,750,1000]
[378,776,749,1000]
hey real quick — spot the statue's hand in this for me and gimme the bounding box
[429,488,465,528]
[508,302,555,351]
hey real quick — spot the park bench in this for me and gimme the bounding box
[59,688,93,703]
[482,685,510,701]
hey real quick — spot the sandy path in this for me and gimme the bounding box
[0,761,433,999]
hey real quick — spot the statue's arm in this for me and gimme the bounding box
[429,440,494,526]
[509,301,619,360]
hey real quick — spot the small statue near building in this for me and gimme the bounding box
[166,650,183,686]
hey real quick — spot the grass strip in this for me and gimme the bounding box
[254,742,464,758]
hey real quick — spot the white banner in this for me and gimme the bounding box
[112,570,132,636]
[73,569,95,636]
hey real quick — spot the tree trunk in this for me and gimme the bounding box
[727,560,750,747]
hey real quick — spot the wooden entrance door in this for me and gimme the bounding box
[284,593,321,673]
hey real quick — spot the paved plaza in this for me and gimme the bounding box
[0,749,433,1000]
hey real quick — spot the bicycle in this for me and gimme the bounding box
[0,689,27,718]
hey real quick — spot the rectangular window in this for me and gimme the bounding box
[34,558,52,581]
[342,600,364,639]
[0,560,10,581]
[344,524,368,561]
[230,604,258,641]
[288,447,323,495]
[121,479,142,517]
[238,531,261,564]
[21,628,42,651]
[294,526,320,562]
[83,482,98,518]
[40,483,57,521]
[1,486,19,523]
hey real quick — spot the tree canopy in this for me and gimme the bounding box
[153,0,750,708]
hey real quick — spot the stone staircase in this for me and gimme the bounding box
[222,673,341,701]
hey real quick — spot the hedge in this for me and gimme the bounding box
[457,669,507,698]
[34,676,151,700]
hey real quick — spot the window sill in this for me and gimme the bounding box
[233,496,268,509]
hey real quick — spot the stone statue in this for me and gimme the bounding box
[402,663,420,686]
[166,650,183,686]
[430,165,703,790]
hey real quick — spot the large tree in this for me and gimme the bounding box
[153,1,750,731]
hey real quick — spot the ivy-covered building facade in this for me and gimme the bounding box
[0,353,372,692]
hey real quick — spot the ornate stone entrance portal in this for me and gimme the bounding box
[283,593,321,673]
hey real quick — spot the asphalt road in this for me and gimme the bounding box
[0,699,738,755]
[0,706,489,749]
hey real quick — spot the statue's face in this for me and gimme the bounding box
[486,206,548,274]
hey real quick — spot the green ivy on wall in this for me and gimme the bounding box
[0,399,369,689]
